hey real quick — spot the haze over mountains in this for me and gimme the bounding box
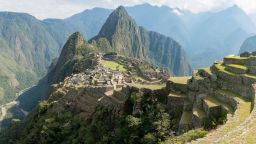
[43,3,256,68]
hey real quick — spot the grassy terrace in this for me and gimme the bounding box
[202,67,213,75]
[224,55,249,60]
[191,93,251,143]
[214,63,236,76]
[101,60,127,72]
[203,96,233,113]
[169,76,191,85]
[126,83,166,90]
[217,89,250,102]
[215,62,256,82]
[226,64,247,70]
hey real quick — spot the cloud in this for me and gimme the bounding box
[0,0,255,19]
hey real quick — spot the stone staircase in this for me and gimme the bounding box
[167,53,256,143]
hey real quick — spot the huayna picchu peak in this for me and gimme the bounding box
[91,6,191,76]
[1,2,256,144]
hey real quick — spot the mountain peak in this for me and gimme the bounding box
[114,6,128,16]
[54,32,85,77]
[96,5,136,42]
[226,4,244,13]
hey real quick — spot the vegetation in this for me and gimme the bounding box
[169,76,191,84]
[162,129,208,144]
[0,89,182,144]
[101,60,127,72]
[226,64,247,70]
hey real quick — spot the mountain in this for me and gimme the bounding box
[42,4,256,69]
[17,32,97,112]
[42,19,76,51]
[239,35,256,53]
[66,8,112,39]
[188,5,256,68]
[0,12,60,105]
[91,6,191,76]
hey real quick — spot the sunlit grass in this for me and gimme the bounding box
[101,60,127,72]
[169,76,191,84]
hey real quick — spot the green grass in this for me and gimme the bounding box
[214,63,236,76]
[226,64,247,70]
[224,55,249,60]
[203,67,213,74]
[203,96,233,113]
[162,129,208,144]
[101,60,127,72]
[168,92,185,98]
[169,76,191,85]
[127,83,166,90]
[193,107,206,118]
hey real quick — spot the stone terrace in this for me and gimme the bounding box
[166,52,256,143]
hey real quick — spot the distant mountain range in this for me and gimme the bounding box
[42,4,256,69]
[0,12,59,105]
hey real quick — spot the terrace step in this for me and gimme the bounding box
[189,92,251,144]
[223,56,249,65]
[178,110,193,134]
[216,79,253,100]
[211,63,256,86]
[215,89,242,110]
[202,96,233,115]
[192,107,207,128]
[211,63,243,84]
[225,64,248,74]
[167,92,187,109]
[167,77,191,93]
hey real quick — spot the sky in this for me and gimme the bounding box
[0,0,256,19]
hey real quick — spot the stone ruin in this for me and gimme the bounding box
[166,52,256,135]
